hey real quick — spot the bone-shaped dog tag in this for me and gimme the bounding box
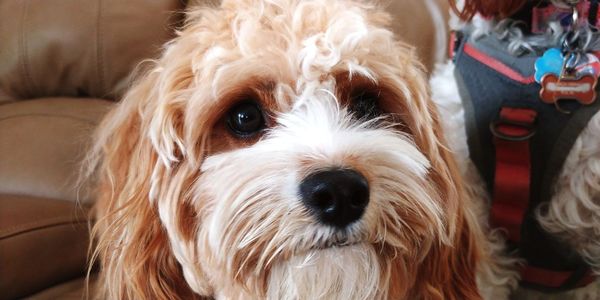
[540,73,597,105]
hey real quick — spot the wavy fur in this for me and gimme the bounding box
[88,1,484,299]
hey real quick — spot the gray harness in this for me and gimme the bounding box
[454,30,600,291]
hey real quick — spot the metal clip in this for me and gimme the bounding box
[560,51,581,79]
[562,1,582,52]
[571,2,580,25]
[560,2,583,79]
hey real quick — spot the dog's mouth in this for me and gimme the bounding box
[310,239,363,251]
[299,226,368,253]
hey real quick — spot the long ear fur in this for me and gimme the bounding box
[85,4,233,296]
[412,108,483,300]
[393,66,483,299]
[87,61,209,299]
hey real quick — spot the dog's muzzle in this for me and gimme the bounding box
[299,168,370,228]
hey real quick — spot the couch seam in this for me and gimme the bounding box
[0,217,88,239]
[0,113,100,125]
[96,0,105,96]
[19,0,35,96]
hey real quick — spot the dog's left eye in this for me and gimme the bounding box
[227,101,265,137]
[349,89,382,120]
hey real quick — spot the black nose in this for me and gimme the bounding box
[299,168,370,228]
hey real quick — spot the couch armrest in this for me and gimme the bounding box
[0,195,90,300]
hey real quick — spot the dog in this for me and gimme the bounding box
[85,0,488,299]
[431,0,600,299]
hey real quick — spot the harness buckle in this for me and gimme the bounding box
[490,118,536,141]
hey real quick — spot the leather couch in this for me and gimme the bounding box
[0,0,447,299]
[0,0,186,298]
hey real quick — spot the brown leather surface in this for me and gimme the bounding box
[26,276,97,300]
[0,98,112,203]
[0,0,185,102]
[386,0,450,73]
[0,194,91,300]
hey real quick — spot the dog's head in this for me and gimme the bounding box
[90,0,482,299]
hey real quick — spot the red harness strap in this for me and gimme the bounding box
[490,107,537,242]
[521,265,596,289]
[490,107,595,289]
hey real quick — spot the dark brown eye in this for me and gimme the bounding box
[350,89,382,120]
[227,101,265,137]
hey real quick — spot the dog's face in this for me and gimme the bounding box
[91,1,481,299]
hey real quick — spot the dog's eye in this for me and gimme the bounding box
[227,101,265,136]
[350,89,382,120]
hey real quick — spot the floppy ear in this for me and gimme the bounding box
[88,58,212,299]
[85,0,242,293]
[409,210,482,300]
[422,92,484,299]
[403,101,483,300]
[449,0,527,20]
[383,63,483,299]
[88,3,249,297]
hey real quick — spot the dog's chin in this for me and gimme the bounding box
[266,242,383,300]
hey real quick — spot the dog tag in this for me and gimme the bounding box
[537,1,599,108]
[540,73,597,105]
[535,48,564,83]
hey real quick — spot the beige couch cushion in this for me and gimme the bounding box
[0,0,185,102]
[26,277,96,300]
[0,195,91,300]
[386,0,449,73]
[0,98,112,203]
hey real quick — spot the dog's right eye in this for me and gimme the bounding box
[227,101,265,137]
[349,88,382,120]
